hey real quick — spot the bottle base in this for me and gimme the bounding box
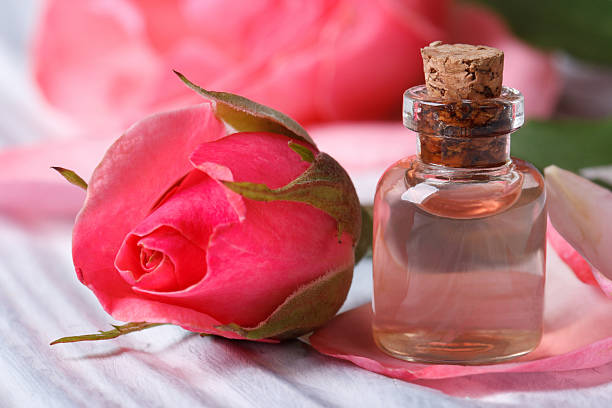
[373,328,540,365]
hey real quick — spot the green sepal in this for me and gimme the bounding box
[222,152,361,243]
[216,265,353,340]
[173,71,315,147]
[51,166,88,190]
[288,141,315,163]
[354,206,373,264]
[50,322,163,345]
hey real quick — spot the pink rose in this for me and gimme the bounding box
[33,0,559,134]
[32,0,446,130]
[62,77,362,341]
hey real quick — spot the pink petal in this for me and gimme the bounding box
[310,250,612,380]
[153,199,355,327]
[34,1,558,128]
[73,103,226,325]
[33,0,165,130]
[141,132,354,327]
[450,3,560,118]
[115,226,206,292]
[190,132,316,188]
[33,0,448,126]
[547,221,597,286]
[229,0,447,123]
[545,165,612,283]
[127,171,239,249]
[190,132,318,222]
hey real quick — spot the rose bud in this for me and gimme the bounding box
[52,73,362,344]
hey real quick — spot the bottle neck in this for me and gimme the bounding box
[417,133,511,168]
[403,85,524,169]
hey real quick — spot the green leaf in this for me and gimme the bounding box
[355,206,373,263]
[222,152,362,243]
[51,166,88,190]
[468,0,612,65]
[216,265,353,340]
[50,322,163,345]
[511,119,612,176]
[288,141,315,163]
[173,71,316,146]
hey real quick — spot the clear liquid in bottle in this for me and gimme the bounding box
[372,157,546,364]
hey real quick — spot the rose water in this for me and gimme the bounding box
[372,43,546,364]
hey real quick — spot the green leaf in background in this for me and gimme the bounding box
[174,71,316,146]
[469,0,612,66]
[512,119,612,188]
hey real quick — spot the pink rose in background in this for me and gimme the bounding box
[33,0,448,131]
[450,3,560,118]
[33,0,559,137]
[69,99,361,340]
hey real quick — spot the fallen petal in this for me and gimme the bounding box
[545,165,612,281]
[547,221,597,286]
[310,248,612,380]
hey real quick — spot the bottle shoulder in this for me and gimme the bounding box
[375,156,545,219]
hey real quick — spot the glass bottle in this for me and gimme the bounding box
[372,85,546,365]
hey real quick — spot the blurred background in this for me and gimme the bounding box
[0,0,611,217]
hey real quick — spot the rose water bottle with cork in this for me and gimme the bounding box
[372,43,546,364]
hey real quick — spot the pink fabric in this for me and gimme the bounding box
[71,104,354,335]
[32,0,558,135]
[310,249,612,379]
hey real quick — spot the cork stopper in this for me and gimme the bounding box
[421,41,504,100]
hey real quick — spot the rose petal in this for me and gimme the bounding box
[33,0,165,130]
[547,221,598,286]
[34,1,559,131]
[228,0,447,123]
[139,132,354,327]
[310,248,612,379]
[73,103,227,327]
[114,170,239,293]
[190,132,316,188]
[115,226,206,292]
[545,165,612,283]
[128,171,239,249]
[33,0,448,127]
